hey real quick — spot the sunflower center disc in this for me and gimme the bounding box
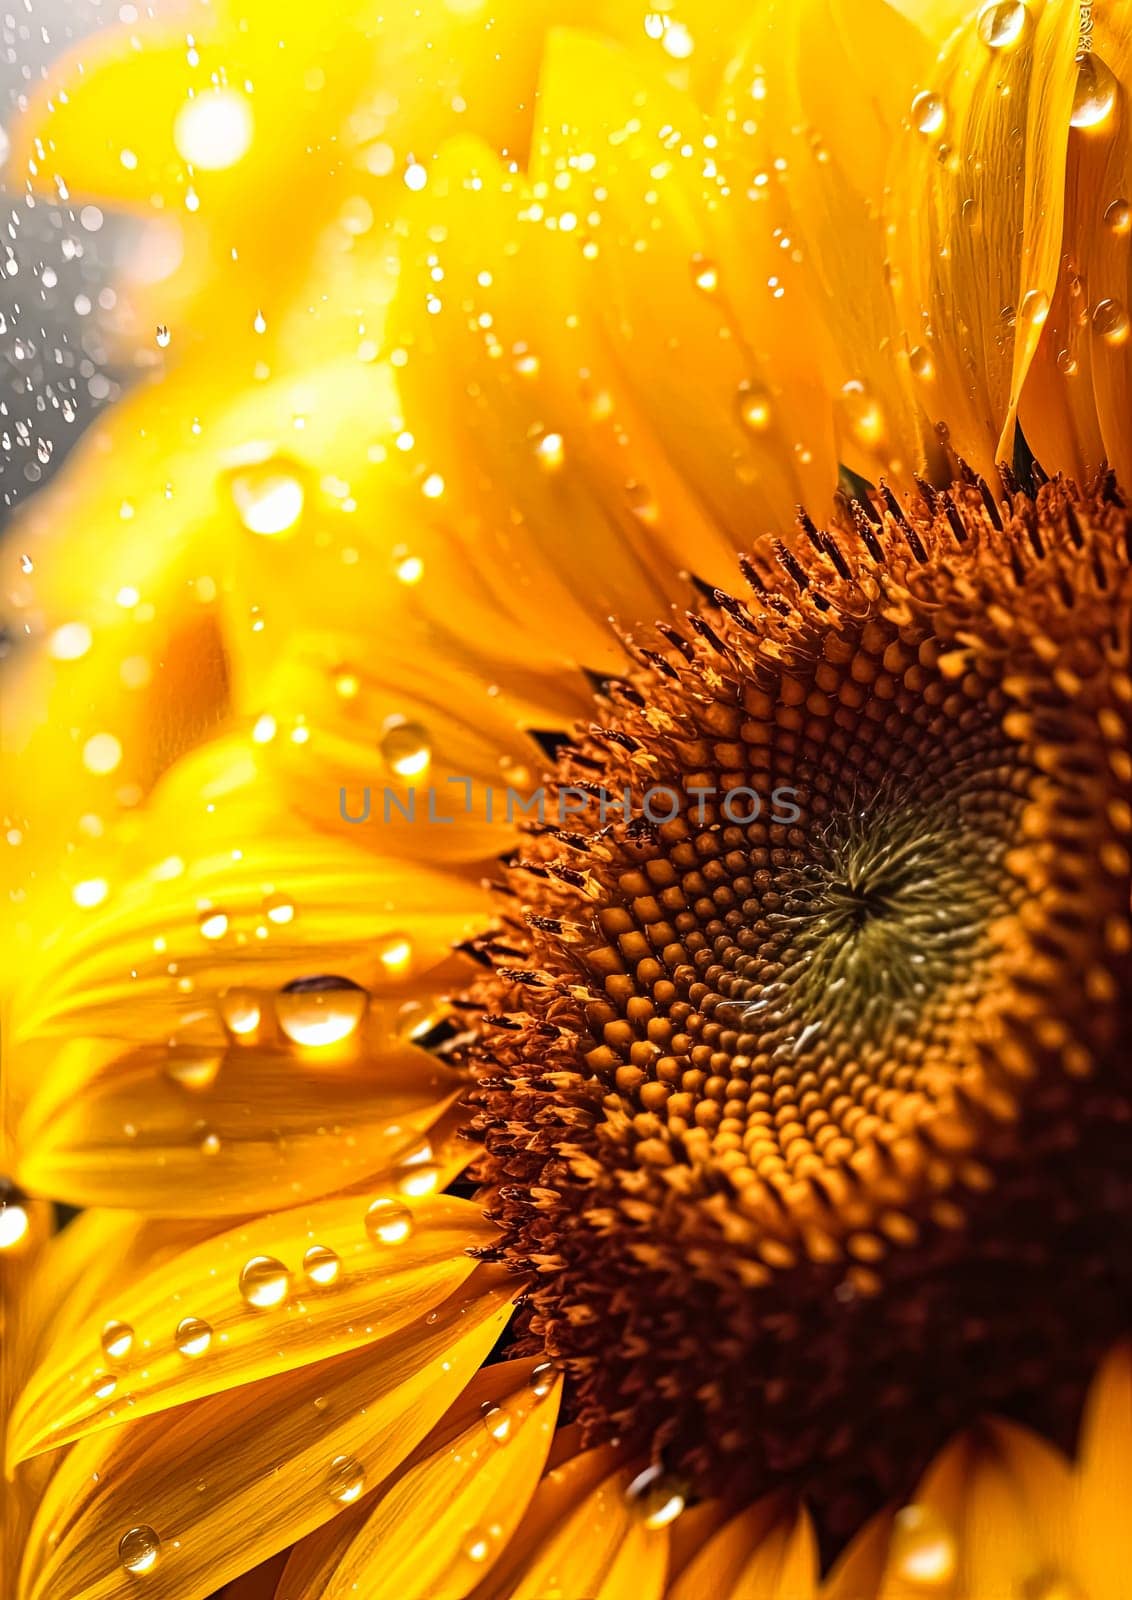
[469,480,1132,1538]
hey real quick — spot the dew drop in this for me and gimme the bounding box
[165,1012,225,1090]
[534,430,565,472]
[976,1,1027,49]
[155,324,171,348]
[101,1320,134,1362]
[890,1504,957,1586]
[326,1454,366,1504]
[365,1197,414,1245]
[463,1525,502,1564]
[1093,297,1130,345]
[1056,347,1079,376]
[197,909,229,941]
[481,1403,514,1445]
[908,345,935,381]
[736,381,772,433]
[219,988,261,1038]
[302,1244,341,1286]
[626,1464,686,1530]
[911,92,946,137]
[529,1360,558,1400]
[230,461,305,537]
[0,1195,30,1251]
[690,253,719,293]
[838,381,885,449]
[1021,288,1050,327]
[379,719,431,779]
[376,933,413,979]
[262,890,295,926]
[238,1255,290,1309]
[1071,54,1117,129]
[119,1525,161,1575]
[396,1144,441,1198]
[174,88,253,170]
[175,1316,212,1357]
[276,976,368,1047]
[1104,197,1132,236]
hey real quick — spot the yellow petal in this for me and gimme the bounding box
[877,1418,1074,1599]
[1021,22,1132,486]
[277,1356,561,1599]
[18,1271,518,1600]
[668,1494,818,1600]
[214,1554,291,1600]
[821,1507,894,1599]
[9,1190,495,1463]
[716,0,932,481]
[1,1193,53,1587]
[887,0,1080,480]
[1073,1342,1132,1600]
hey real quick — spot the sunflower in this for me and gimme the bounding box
[3,0,1131,1596]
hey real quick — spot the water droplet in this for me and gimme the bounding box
[326,1454,366,1504]
[119,1526,161,1575]
[911,92,946,137]
[529,1360,558,1400]
[376,934,413,979]
[174,88,253,170]
[302,1244,341,1286]
[1105,197,1132,236]
[219,988,261,1037]
[463,1526,502,1564]
[199,1129,221,1156]
[379,719,431,779]
[396,1144,441,1198]
[230,461,305,537]
[481,1403,514,1445]
[908,345,935,381]
[1057,347,1079,375]
[262,891,294,926]
[1071,54,1117,129]
[534,430,565,472]
[0,1195,30,1251]
[626,1464,686,1530]
[1021,288,1050,327]
[165,1012,225,1090]
[365,1197,414,1245]
[276,977,368,1047]
[197,909,229,941]
[736,381,772,433]
[175,1316,212,1357]
[838,381,885,449]
[101,1320,134,1361]
[976,1,1027,49]
[238,1255,290,1309]
[890,1504,956,1586]
[155,324,171,348]
[1093,297,1130,345]
[690,253,719,293]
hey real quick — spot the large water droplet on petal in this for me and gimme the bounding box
[302,1244,341,1286]
[326,1454,366,1504]
[238,1255,290,1309]
[165,1012,226,1091]
[911,91,946,136]
[1104,197,1132,235]
[976,1,1027,49]
[529,1360,558,1400]
[1071,54,1117,129]
[276,977,368,1047]
[101,1321,134,1362]
[481,1403,514,1445]
[365,1197,414,1245]
[626,1464,686,1530]
[890,1504,957,1586]
[219,988,261,1038]
[174,88,253,170]
[736,381,772,433]
[230,461,305,537]
[119,1526,161,1575]
[379,719,431,779]
[175,1316,213,1357]
[1093,297,1130,345]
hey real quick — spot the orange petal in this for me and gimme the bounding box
[876,1417,1074,1599]
[1021,22,1132,486]
[1073,1342,1132,1600]
[277,1356,561,1599]
[9,1190,496,1464]
[820,1507,894,1599]
[17,1271,518,1600]
[886,0,1080,480]
[716,0,932,482]
[668,1494,818,1600]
